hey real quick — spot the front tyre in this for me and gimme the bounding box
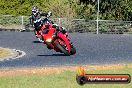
[70,44,76,55]
[55,41,70,56]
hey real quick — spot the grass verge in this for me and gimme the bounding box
[0,48,11,58]
[0,64,132,88]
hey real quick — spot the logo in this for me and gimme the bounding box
[76,66,131,85]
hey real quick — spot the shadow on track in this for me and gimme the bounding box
[37,54,67,56]
[32,41,42,43]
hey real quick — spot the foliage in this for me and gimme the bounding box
[99,0,132,20]
[0,0,131,20]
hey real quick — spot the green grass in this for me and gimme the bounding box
[0,67,132,88]
[0,48,11,58]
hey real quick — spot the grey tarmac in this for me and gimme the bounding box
[0,31,132,68]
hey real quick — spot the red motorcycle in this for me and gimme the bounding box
[43,24,76,55]
[34,19,76,56]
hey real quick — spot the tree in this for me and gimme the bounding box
[0,0,131,20]
[99,0,132,20]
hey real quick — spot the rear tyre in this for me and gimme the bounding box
[55,41,70,56]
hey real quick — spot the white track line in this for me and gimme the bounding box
[0,48,26,61]
[12,49,26,59]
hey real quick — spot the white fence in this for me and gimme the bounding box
[0,15,132,34]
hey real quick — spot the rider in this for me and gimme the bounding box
[30,6,67,34]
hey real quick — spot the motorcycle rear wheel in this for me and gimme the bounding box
[55,41,70,56]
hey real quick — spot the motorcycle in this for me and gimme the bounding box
[42,24,76,55]
[33,14,76,55]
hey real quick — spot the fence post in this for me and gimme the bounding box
[58,18,61,26]
[96,0,99,34]
[21,16,24,30]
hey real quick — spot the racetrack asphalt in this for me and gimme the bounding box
[0,31,132,68]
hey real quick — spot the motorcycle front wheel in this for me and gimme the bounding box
[70,44,76,55]
[55,41,70,56]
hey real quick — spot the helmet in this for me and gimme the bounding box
[32,6,39,16]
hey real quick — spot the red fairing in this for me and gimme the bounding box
[57,32,71,52]
[34,20,76,55]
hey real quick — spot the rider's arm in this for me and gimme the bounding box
[29,16,33,25]
[40,12,48,17]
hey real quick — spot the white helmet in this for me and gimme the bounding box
[32,6,39,16]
